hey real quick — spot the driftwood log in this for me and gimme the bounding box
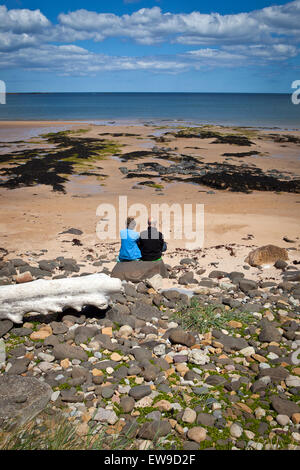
[0,273,123,324]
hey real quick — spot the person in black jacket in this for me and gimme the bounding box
[137,218,167,261]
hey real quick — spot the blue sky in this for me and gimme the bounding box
[1,1,300,92]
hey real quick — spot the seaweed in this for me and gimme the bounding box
[0,132,121,193]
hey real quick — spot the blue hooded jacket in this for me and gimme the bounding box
[119,228,141,261]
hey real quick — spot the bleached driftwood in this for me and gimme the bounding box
[0,273,123,324]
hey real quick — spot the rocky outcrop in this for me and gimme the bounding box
[245,245,288,267]
[0,375,52,429]
[111,259,168,282]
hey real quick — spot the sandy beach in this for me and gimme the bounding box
[0,119,299,286]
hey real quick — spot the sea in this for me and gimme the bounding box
[0,92,300,130]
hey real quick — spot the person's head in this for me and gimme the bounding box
[126,217,136,230]
[148,217,157,228]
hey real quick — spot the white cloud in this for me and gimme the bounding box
[0,2,299,76]
[0,5,50,33]
[55,2,300,46]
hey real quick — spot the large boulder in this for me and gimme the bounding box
[0,375,52,429]
[111,259,168,282]
[245,245,288,267]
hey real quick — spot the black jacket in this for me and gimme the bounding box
[137,227,166,261]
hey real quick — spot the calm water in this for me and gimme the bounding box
[0,93,299,129]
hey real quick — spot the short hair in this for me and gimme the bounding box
[148,217,157,227]
[126,217,136,229]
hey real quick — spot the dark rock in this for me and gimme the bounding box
[7,357,30,375]
[137,420,172,440]
[257,422,269,435]
[120,396,135,413]
[111,259,168,282]
[9,345,27,357]
[113,366,128,380]
[274,260,288,270]
[74,326,99,345]
[93,333,117,351]
[183,442,200,450]
[50,322,69,335]
[60,228,83,236]
[0,320,13,338]
[178,272,196,285]
[180,258,195,266]
[270,395,300,417]
[161,289,181,301]
[120,420,139,439]
[196,413,216,427]
[209,270,228,279]
[130,302,160,321]
[52,344,88,361]
[129,385,152,400]
[205,375,227,386]
[198,280,216,288]
[44,335,61,347]
[239,279,258,293]
[216,334,249,352]
[131,348,152,363]
[10,327,33,337]
[38,260,57,273]
[101,387,115,399]
[141,364,160,382]
[259,319,282,343]
[0,375,52,428]
[168,328,196,347]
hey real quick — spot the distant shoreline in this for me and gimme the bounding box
[0,119,299,133]
[6,91,293,95]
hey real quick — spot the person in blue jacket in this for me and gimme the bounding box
[118,217,142,262]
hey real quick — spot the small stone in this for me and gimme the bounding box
[139,440,153,450]
[196,413,215,427]
[236,403,252,414]
[182,408,197,424]
[230,423,243,438]
[138,420,172,440]
[286,375,300,388]
[120,396,135,413]
[135,396,153,408]
[228,321,243,328]
[276,415,290,426]
[102,327,112,337]
[153,344,166,356]
[188,349,210,365]
[244,430,255,440]
[94,408,118,425]
[110,352,122,362]
[240,346,255,357]
[254,408,266,419]
[51,391,60,401]
[292,432,300,443]
[15,271,33,284]
[292,413,300,424]
[76,423,89,437]
[169,329,196,347]
[187,426,207,443]
[60,358,71,369]
[101,387,115,399]
[154,400,172,412]
[30,326,52,340]
[129,385,152,400]
[118,325,133,337]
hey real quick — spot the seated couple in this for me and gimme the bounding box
[118,217,166,262]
